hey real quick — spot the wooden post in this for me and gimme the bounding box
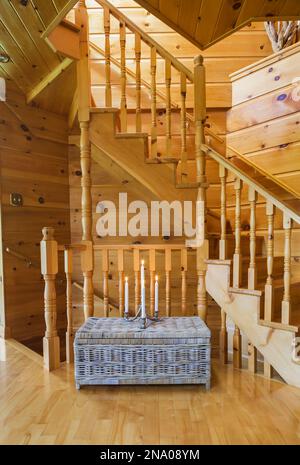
[233,178,242,288]
[220,309,228,364]
[119,21,127,131]
[135,32,142,132]
[102,249,109,317]
[133,249,140,314]
[264,201,275,321]
[233,325,242,369]
[64,248,73,364]
[165,248,171,316]
[40,227,60,371]
[264,360,274,379]
[248,342,257,373]
[76,1,94,320]
[181,248,187,316]
[165,59,172,157]
[75,1,91,122]
[150,46,157,158]
[248,186,257,290]
[219,165,227,260]
[180,72,187,183]
[103,5,112,107]
[194,55,208,321]
[118,249,124,317]
[281,213,292,325]
[149,249,156,316]
[81,241,94,320]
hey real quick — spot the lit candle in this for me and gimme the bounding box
[155,275,159,315]
[124,276,129,315]
[141,260,146,319]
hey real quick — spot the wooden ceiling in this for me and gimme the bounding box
[0,0,77,111]
[134,0,300,50]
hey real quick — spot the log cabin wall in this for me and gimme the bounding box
[227,42,300,260]
[0,80,70,352]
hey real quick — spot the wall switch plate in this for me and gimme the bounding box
[10,193,23,207]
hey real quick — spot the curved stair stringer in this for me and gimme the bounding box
[206,260,300,388]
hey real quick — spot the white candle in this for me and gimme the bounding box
[141,260,146,319]
[124,277,129,314]
[155,275,159,314]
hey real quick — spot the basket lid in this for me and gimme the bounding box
[75,316,210,340]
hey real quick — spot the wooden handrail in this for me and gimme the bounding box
[206,129,300,199]
[202,144,300,224]
[95,0,194,82]
[90,41,180,110]
[93,244,189,251]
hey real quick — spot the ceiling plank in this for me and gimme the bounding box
[0,2,50,76]
[41,0,80,39]
[31,0,58,28]
[9,0,61,70]
[212,0,247,42]
[26,57,73,104]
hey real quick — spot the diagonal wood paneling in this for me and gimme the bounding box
[0,0,77,108]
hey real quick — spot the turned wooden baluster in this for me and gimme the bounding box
[219,165,227,260]
[135,32,142,132]
[194,55,208,321]
[81,241,94,320]
[281,213,292,325]
[149,249,156,316]
[220,309,228,364]
[180,72,188,183]
[165,248,171,316]
[118,249,124,317]
[264,201,275,321]
[102,249,109,317]
[64,248,74,364]
[233,325,242,369]
[248,186,257,290]
[181,248,187,316]
[103,6,112,107]
[233,178,242,287]
[119,21,127,131]
[165,59,172,157]
[133,249,140,314]
[40,227,60,371]
[150,46,157,158]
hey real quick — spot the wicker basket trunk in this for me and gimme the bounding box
[74,317,211,389]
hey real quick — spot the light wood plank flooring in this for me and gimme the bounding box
[1,338,300,445]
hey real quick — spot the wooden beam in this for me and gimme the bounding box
[68,88,78,129]
[26,58,73,104]
[41,0,79,39]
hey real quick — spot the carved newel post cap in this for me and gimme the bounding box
[194,55,204,66]
[42,227,55,241]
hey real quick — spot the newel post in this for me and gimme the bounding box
[40,227,60,371]
[76,0,94,320]
[194,55,209,321]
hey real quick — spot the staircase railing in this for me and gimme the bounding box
[94,0,199,181]
[202,143,300,336]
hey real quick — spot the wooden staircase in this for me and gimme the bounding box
[39,0,300,386]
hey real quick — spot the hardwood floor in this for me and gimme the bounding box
[1,338,300,445]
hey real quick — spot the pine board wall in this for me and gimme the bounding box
[0,80,71,352]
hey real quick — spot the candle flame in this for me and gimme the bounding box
[125,276,128,282]
[155,275,158,281]
[141,260,144,265]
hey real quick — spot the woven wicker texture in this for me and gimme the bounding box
[74,317,211,388]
